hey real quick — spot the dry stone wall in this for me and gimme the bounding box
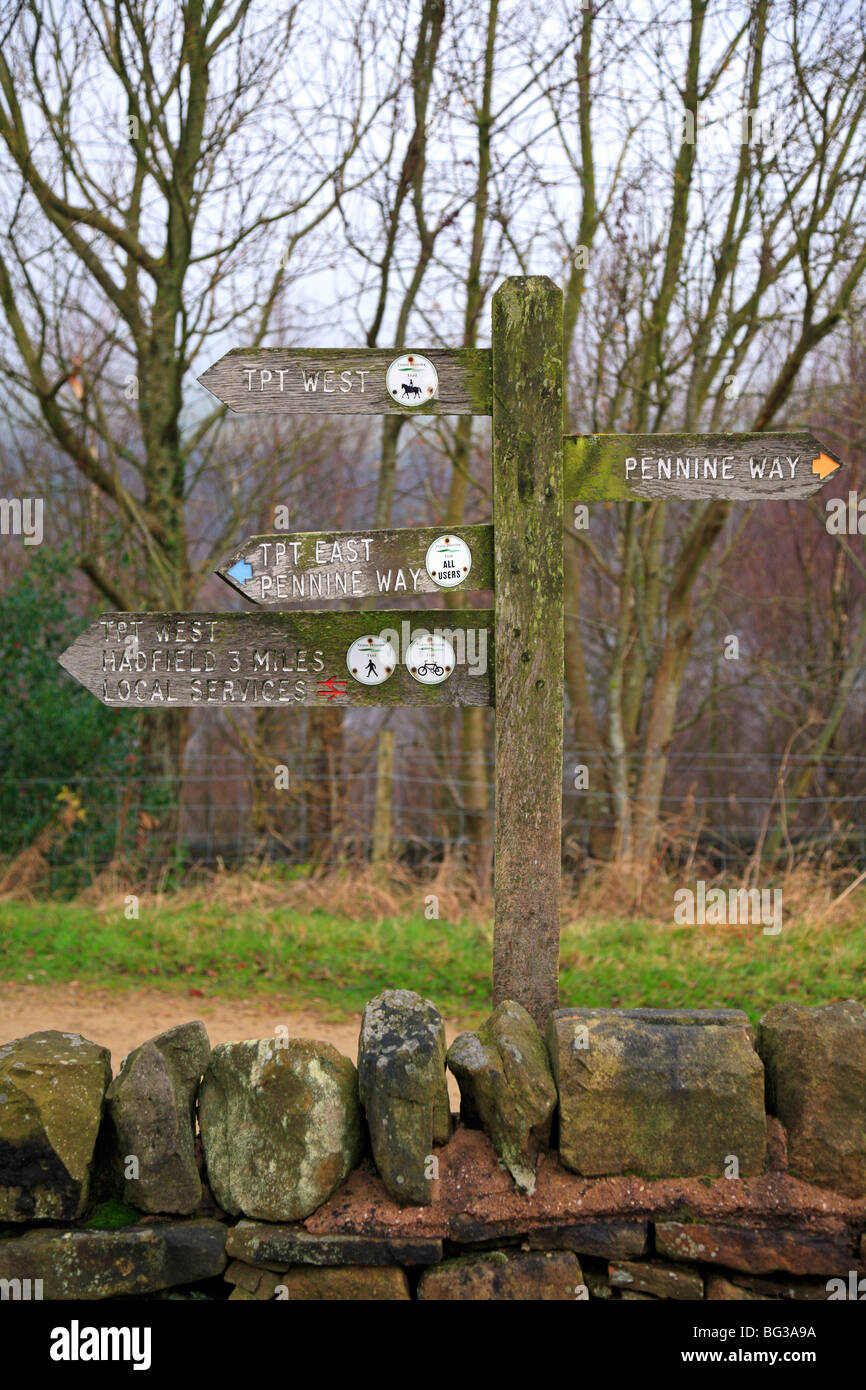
[0,993,864,1301]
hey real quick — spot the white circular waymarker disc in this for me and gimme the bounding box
[425,533,472,588]
[346,635,398,686]
[405,632,456,686]
[385,352,438,407]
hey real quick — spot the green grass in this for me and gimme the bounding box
[0,897,863,1025]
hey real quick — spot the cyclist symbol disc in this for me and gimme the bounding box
[405,633,456,685]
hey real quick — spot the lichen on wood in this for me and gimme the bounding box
[491,277,564,1025]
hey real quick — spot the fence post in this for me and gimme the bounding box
[491,276,564,1025]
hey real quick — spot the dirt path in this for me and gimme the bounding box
[0,981,468,1104]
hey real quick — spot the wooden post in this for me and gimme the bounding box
[372,728,395,864]
[491,276,564,1025]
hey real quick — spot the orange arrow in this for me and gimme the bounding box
[812,452,839,480]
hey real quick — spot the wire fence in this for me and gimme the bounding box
[5,741,866,892]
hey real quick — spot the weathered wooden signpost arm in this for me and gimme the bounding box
[564,431,841,501]
[217,524,493,604]
[58,610,494,709]
[491,277,564,1025]
[198,347,491,415]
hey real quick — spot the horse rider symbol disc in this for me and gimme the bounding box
[385,353,438,406]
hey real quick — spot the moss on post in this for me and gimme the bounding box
[491,277,564,1025]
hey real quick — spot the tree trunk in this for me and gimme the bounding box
[305,708,345,869]
[250,704,297,854]
[372,728,395,864]
[563,529,614,860]
[136,707,189,871]
[460,704,492,892]
[628,502,730,884]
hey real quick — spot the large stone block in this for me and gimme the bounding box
[105,1021,210,1214]
[757,1000,866,1196]
[447,1000,556,1194]
[528,1220,650,1259]
[0,1220,226,1299]
[0,1030,111,1221]
[656,1220,859,1276]
[765,1274,860,1300]
[225,1264,290,1300]
[706,1274,775,1300]
[199,1038,361,1221]
[225,1221,442,1267]
[417,1249,583,1300]
[358,990,450,1205]
[547,1007,766,1178]
[609,1258,704,1300]
[274,1267,410,1300]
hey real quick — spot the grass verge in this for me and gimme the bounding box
[1,875,863,1025]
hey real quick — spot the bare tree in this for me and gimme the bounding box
[0,0,390,835]
[549,0,866,882]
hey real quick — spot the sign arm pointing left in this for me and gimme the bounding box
[58,610,495,709]
[216,524,493,605]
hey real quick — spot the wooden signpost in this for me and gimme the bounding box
[59,276,844,1025]
[564,431,841,502]
[197,347,491,415]
[58,610,494,709]
[217,524,493,604]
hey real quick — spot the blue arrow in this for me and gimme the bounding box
[227,557,254,585]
